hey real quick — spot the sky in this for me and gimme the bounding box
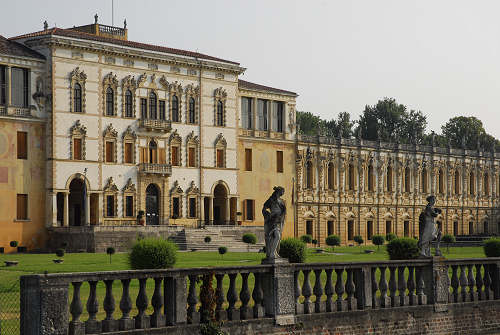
[2,0,500,138]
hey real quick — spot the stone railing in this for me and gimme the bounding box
[19,257,500,335]
[138,163,172,176]
[138,119,172,133]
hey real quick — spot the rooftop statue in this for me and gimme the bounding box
[262,186,286,262]
[418,195,442,257]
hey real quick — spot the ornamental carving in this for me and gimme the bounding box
[70,67,87,83]
[170,180,183,195]
[103,177,119,192]
[186,181,199,194]
[214,133,227,147]
[70,120,86,135]
[137,72,148,86]
[169,81,183,95]
[122,178,136,192]
[103,124,118,138]
[122,125,136,140]
[159,75,169,89]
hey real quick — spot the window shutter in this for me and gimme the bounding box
[17,194,27,220]
[124,142,132,163]
[105,142,113,162]
[159,148,166,164]
[277,151,283,173]
[17,131,27,159]
[252,200,255,221]
[140,147,146,163]
[242,200,246,221]
[245,149,252,171]
[74,138,82,160]
[188,147,195,167]
[171,146,178,166]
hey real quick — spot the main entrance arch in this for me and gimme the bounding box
[69,178,85,226]
[213,184,227,225]
[146,184,160,225]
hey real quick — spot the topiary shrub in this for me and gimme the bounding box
[300,234,313,244]
[325,235,341,251]
[10,241,18,248]
[484,238,500,257]
[372,235,385,251]
[55,248,65,258]
[106,247,116,263]
[278,238,306,263]
[218,246,227,259]
[387,237,419,260]
[204,236,212,244]
[242,233,257,251]
[129,237,178,269]
[441,234,456,253]
[353,235,364,247]
[311,239,318,246]
[386,233,397,242]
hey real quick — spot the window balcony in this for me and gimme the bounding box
[139,118,171,132]
[138,163,172,176]
[0,106,31,117]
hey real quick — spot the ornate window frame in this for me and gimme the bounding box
[170,180,183,218]
[214,87,227,127]
[122,126,136,164]
[185,84,199,124]
[169,130,182,166]
[169,81,183,123]
[70,67,87,113]
[214,133,227,168]
[148,90,158,119]
[483,171,490,196]
[186,181,199,218]
[103,177,118,218]
[186,131,199,168]
[121,75,137,118]
[103,72,118,116]
[122,178,136,218]
[103,124,118,163]
[70,120,87,160]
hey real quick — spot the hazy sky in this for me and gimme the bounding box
[3,1,500,137]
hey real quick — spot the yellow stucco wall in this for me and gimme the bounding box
[237,138,296,238]
[0,119,46,253]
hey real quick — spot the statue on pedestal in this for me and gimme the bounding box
[418,195,442,257]
[262,186,286,262]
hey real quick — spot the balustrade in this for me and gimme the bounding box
[445,260,497,304]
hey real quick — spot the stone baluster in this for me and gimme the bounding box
[398,266,408,306]
[227,273,239,321]
[467,264,477,302]
[345,269,357,310]
[252,272,265,318]
[450,265,459,303]
[324,268,334,312]
[459,265,469,302]
[484,265,493,300]
[85,281,101,333]
[407,266,417,306]
[215,274,227,321]
[302,269,313,314]
[151,277,165,327]
[335,268,346,311]
[379,266,390,308]
[295,271,303,314]
[313,269,324,313]
[187,275,200,323]
[69,282,84,335]
[240,272,252,319]
[102,280,117,332]
[119,279,134,330]
[135,278,150,328]
[371,267,379,308]
[416,267,427,305]
[475,264,485,301]
[388,266,397,307]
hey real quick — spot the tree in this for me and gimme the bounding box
[386,233,397,242]
[242,233,257,252]
[204,236,211,244]
[325,235,341,251]
[353,235,364,249]
[296,111,324,135]
[372,235,385,251]
[441,116,500,151]
[106,247,116,263]
[441,234,456,253]
[218,246,227,259]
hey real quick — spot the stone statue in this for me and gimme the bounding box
[418,195,442,257]
[262,186,286,262]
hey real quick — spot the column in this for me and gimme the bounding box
[6,66,11,106]
[63,192,69,227]
[252,98,257,132]
[209,196,214,224]
[200,196,205,226]
[51,192,58,227]
[85,193,91,225]
[98,193,103,225]
[225,197,230,224]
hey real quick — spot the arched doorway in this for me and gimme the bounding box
[213,184,227,225]
[69,178,85,226]
[146,184,160,225]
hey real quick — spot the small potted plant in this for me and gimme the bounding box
[53,248,65,263]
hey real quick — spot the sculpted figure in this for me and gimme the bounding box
[418,195,442,257]
[262,186,286,261]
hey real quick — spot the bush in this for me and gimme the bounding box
[55,248,65,258]
[387,238,419,260]
[204,236,212,243]
[386,233,397,242]
[353,235,364,246]
[311,239,318,245]
[372,235,385,251]
[441,234,456,253]
[325,235,341,251]
[61,242,68,249]
[484,238,500,257]
[218,246,228,259]
[242,233,257,244]
[300,234,313,244]
[129,237,178,269]
[10,241,18,248]
[279,238,306,263]
[106,247,116,263]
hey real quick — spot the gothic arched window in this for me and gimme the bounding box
[149,92,157,119]
[125,89,133,117]
[172,95,179,122]
[216,100,224,126]
[189,97,195,124]
[74,83,82,113]
[106,87,114,116]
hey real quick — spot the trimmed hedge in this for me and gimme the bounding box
[204,236,212,243]
[242,233,257,245]
[300,234,313,244]
[386,233,397,242]
[387,237,419,260]
[484,238,500,257]
[372,235,385,250]
[325,235,341,249]
[279,238,307,263]
[55,248,65,258]
[218,246,228,256]
[353,235,364,246]
[10,241,18,248]
[129,237,178,269]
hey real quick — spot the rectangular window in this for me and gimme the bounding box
[16,194,28,220]
[73,138,82,160]
[306,220,313,236]
[189,198,196,218]
[171,146,179,166]
[0,65,5,105]
[216,149,224,168]
[347,220,354,240]
[11,67,29,107]
[245,199,254,221]
[367,221,373,240]
[404,221,409,237]
[17,131,27,159]
[141,98,147,119]
[106,195,115,217]
[327,220,334,236]
[454,221,459,236]
[245,148,252,171]
[386,221,392,234]
[125,196,134,217]
[188,147,196,167]
[241,97,252,129]
[272,101,284,132]
[159,100,166,120]
[469,222,474,235]
[257,99,268,131]
[172,197,180,218]
[124,142,133,163]
[277,151,283,173]
[105,141,114,162]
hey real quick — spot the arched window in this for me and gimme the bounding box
[306,161,313,189]
[106,87,114,116]
[172,95,179,122]
[438,169,444,194]
[149,140,158,164]
[454,170,460,195]
[74,83,82,113]
[149,92,157,119]
[348,163,355,191]
[405,167,411,192]
[484,173,489,196]
[386,166,393,192]
[470,172,475,195]
[368,165,374,191]
[189,97,195,124]
[125,90,133,117]
[327,162,334,190]
[216,100,224,126]
[421,168,428,193]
